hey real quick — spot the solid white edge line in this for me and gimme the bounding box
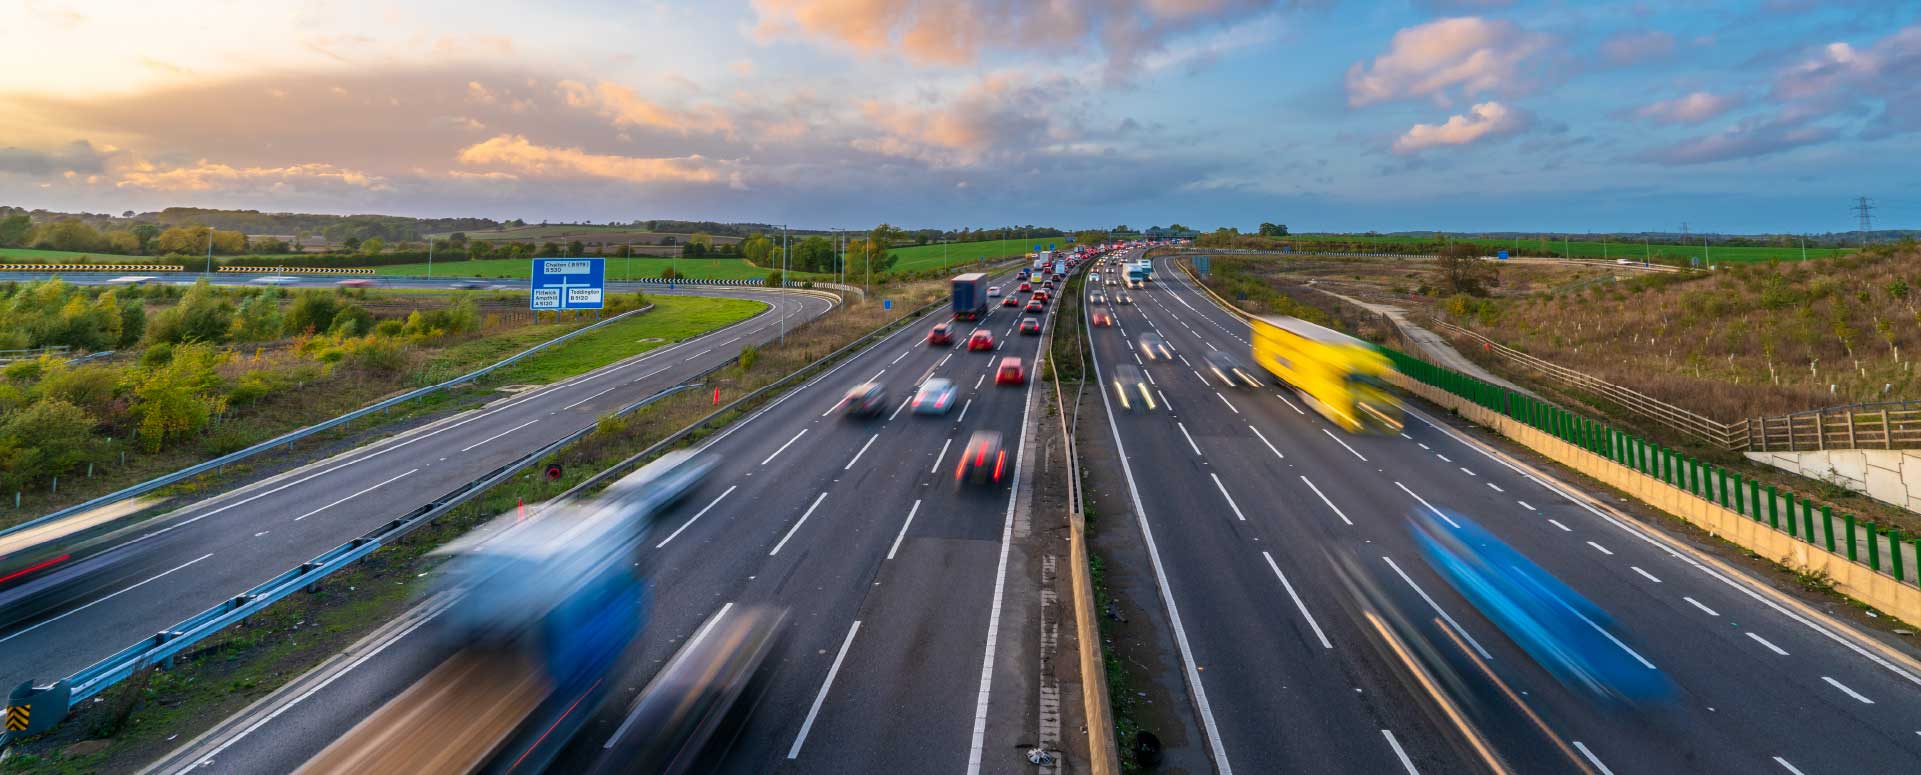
[1262,552,1332,649]
[291,468,419,522]
[1572,741,1615,775]
[1086,280,1234,774]
[0,552,215,645]
[1211,473,1248,521]
[1381,729,1419,775]
[788,619,862,759]
[886,500,921,560]
[769,492,829,556]
[1300,476,1355,526]
[1382,555,1493,660]
[844,433,879,470]
[761,429,808,466]
[604,602,734,749]
[654,485,738,548]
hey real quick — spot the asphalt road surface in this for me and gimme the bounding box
[1080,249,1921,773]
[148,264,1072,773]
[0,281,833,696]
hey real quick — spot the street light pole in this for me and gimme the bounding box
[205,227,214,274]
[781,224,788,345]
[427,237,434,278]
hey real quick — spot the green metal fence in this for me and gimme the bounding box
[1382,347,1921,591]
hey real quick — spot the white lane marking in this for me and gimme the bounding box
[1486,482,1504,492]
[1216,392,1240,414]
[1158,390,1171,409]
[1144,370,1157,386]
[931,438,953,474]
[654,485,739,548]
[1748,632,1790,656]
[1263,552,1332,649]
[1570,605,1657,669]
[886,500,921,560]
[605,602,735,749]
[1573,742,1615,775]
[1586,541,1614,556]
[1403,404,1921,688]
[1822,676,1874,704]
[1322,429,1368,461]
[1248,425,1285,460]
[1382,730,1418,774]
[1276,392,1306,414]
[1547,518,1571,531]
[1300,476,1355,526]
[1211,474,1249,521]
[789,620,862,759]
[892,349,911,364]
[1383,555,1492,660]
[562,384,620,411]
[762,429,808,465]
[1417,442,1431,450]
[888,396,913,421]
[1631,566,1662,583]
[1394,482,1460,528]
[1192,369,1210,386]
[682,347,713,361]
[769,492,829,556]
[458,418,539,452]
[956,398,974,423]
[1178,354,1193,367]
[974,374,985,390]
[0,553,215,645]
[1400,433,1413,440]
[845,433,880,470]
[938,353,953,368]
[292,468,418,521]
[1133,352,1143,365]
[1459,467,1476,477]
[1091,322,1233,773]
[1520,501,1538,512]
[1683,596,1720,616]
[1177,422,1204,456]
[1773,756,1807,775]
[1435,453,1452,463]
[869,368,887,382]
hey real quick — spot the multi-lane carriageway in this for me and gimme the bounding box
[1086,250,1921,773]
[148,264,1067,774]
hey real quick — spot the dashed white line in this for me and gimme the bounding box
[1383,555,1491,660]
[1263,552,1332,649]
[1300,476,1354,526]
[1748,632,1790,656]
[1323,429,1368,461]
[1177,422,1204,456]
[1382,730,1418,774]
[845,434,880,470]
[892,348,911,364]
[654,485,738,548]
[1211,473,1248,521]
[956,398,974,423]
[682,347,712,361]
[1773,756,1807,775]
[561,384,620,410]
[1573,742,1615,775]
[1631,566,1662,583]
[763,429,808,465]
[1519,500,1538,511]
[788,620,862,759]
[1547,518,1570,531]
[769,492,829,556]
[1216,392,1240,414]
[0,552,215,645]
[886,500,922,560]
[1417,442,1430,450]
[887,396,913,421]
[931,438,952,474]
[1587,541,1615,556]
[1459,467,1476,477]
[1486,482,1504,492]
[1248,425,1284,460]
[1435,453,1452,463]
[1178,354,1193,367]
[458,418,539,452]
[1683,596,1720,616]
[292,468,418,521]
[1394,482,1460,528]
[1276,392,1306,414]
[1822,676,1874,704]
[1192,369,1211,386]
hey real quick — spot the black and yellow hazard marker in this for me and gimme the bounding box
[5,704,28,732]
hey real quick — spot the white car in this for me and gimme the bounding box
[249,275,299,286]
[987,285,1002,297]
[106,275,157,286]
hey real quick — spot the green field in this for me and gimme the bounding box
[889,236,1069,271]
[486,295,767,384]
[0,247,310,264]
[1281,234,1853,263]
[373,256,814,281]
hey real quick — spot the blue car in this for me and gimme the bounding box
[1410,509,1674,705]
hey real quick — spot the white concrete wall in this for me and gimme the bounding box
[1746,449,1921,515]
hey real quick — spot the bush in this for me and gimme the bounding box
[329,305,374,337]
[146,280,234,344]
[344,338,406,372]
[373,319,405,337]
[283,291,342,336]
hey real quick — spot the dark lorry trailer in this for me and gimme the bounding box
[952,272,989,320]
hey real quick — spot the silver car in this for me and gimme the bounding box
[911,378,958,415]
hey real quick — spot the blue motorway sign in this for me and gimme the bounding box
[530,258,605,310]
[1498,249,1509,260]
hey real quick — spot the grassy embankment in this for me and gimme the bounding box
[371,256,795,281]
[1213,233,1855,263]
[0,281,945,774]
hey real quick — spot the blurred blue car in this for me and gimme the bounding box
[912,378,958,415]
[1410,509,1674,705]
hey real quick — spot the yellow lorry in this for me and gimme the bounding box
[1251,315,1403,433]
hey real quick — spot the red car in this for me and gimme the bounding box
[1031,290,1049,304]
[928,322,954,345]
[995,357,1026,385]
[1024,300,1043,314]
[1018,282,1032,292]
[967,329,995,351]
[1019,318,1041,335]
[954,431,1006,486]
[1002,296,1020,307]
[1091,310,1114,327]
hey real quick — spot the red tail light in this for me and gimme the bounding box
[993,450,1006,482]
[0,553,70,586]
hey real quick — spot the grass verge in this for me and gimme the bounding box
[482,296,766,385]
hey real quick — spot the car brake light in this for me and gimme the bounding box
[0,553,70,585]
[994,450,1005,482]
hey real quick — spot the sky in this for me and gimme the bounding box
[0,0,1916,234]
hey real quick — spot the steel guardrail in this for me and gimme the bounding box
[47,381,702,718]
[0,304,655,542]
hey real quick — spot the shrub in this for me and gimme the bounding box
[329,305,374,337]
[146,280,234,344]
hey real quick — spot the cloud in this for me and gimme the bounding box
[555,80,734,136]
[749,0,1282,80]
[116,160,389,192]
[848,70,1076,167]
[455,134,739,187]
[0,140,113,177]
[1630,91,1743,124]
[1599,30,1675,66]
[1391,101,1529,153]
[1345,17,1551,107]
[1634,115,1835,165]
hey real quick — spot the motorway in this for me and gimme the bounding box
[0,281,833,696]
[148,264,1066,773]
[1083,249,1921,773]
